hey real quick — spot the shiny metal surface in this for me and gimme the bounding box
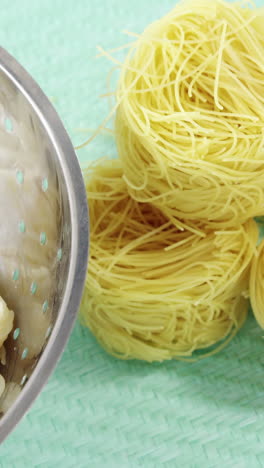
[0,47,89,442]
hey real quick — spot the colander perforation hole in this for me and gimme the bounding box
[21,348,28,360]
[18,220,26,234]
[45,326,52,339]
[20,375,27,386]
[13,328,20,340]
[40,232,47,246]
[30,282,37,295]
[12,269,20,282]
[57,248,62,261]
[4,117,13,133]
[16,170,24,185]
[42,178,49,192]
[42,301,49,314]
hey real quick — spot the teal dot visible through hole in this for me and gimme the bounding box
[16,170,24,185]
[42,178,49,192]
[45,326,52,339]
[21,348,28,360]
[4,117,13,132]
[13,328,20,340]
[42,300,49,313]
[40,232,47,245]
[18,220,26,233]
[12,269,20,281]
[57,248,62,261]
[30,282,37,295]
[20,375,27,386]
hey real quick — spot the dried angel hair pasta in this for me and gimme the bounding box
[78,0,264,361]
[112,0,264,228]
[80,159,258,362]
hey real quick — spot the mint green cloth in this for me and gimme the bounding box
[1,1,264,466]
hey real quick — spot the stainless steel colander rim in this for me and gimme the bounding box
[0,47,89,442]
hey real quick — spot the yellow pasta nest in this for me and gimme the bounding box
[115,0,264,227]
[80,160,258,361]
[79,0,264,360]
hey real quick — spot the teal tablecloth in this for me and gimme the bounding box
[1,1,264,466]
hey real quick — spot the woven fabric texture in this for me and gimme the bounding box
[1,0,264,467]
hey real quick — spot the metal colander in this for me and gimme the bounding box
[0,48,89,442]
